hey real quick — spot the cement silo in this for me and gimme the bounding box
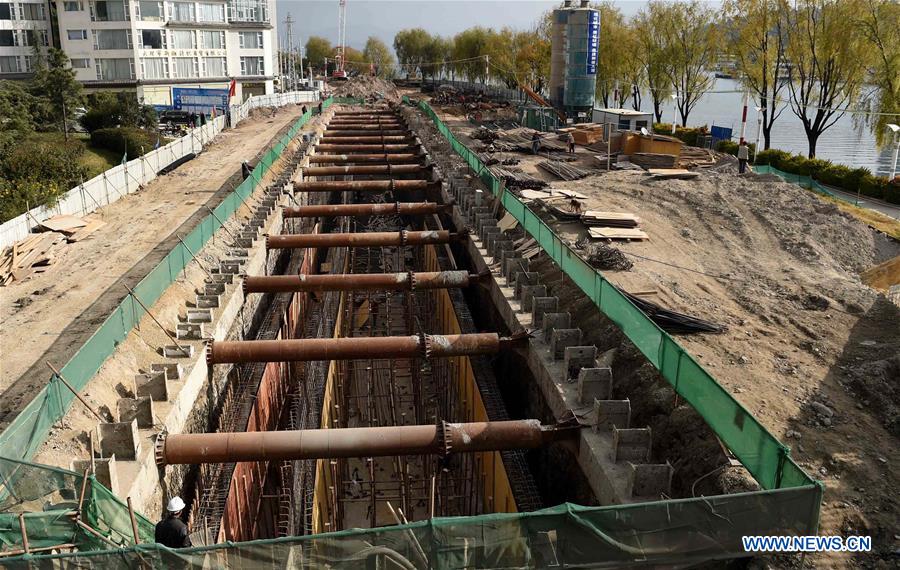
[550,0,600,122]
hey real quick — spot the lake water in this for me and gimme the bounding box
[634,78,896,177]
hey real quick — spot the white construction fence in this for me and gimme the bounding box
[0,90,319,249]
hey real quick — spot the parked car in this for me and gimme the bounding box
[159,110,192,126]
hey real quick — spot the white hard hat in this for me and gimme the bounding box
[167,497,186,512]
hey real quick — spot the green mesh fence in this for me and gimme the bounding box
[0,101,329,463]
[416,100,815,492]
[752,164,844,202]
[2,488,822,567]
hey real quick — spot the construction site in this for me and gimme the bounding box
[1,2,899,569]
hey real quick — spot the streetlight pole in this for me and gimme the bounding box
[754,106,763,164]
[889,124,900,180]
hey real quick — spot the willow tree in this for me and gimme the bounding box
[724,0,788,150]
[452,27,491,83]
[595,2,631,108]
[363,37,396,78]
[784,0,871,157]
[393,28,431,78]
[852,0,900,147]
[632,3,673,122]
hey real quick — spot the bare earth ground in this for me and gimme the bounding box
[427,102,900,567]
[0,105,302,428]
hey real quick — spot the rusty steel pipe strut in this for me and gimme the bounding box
[293,179,437,193]
[206,332,509,364]
[333,110,395,116]
[315,144,418,153]
[302,164,426,176]
[267,229,461,250]
[319,136,415,144]
[325,124,405,132]
[323,130,410,137]
[243,270,478,294]
[155,419,575,466]
[307,153,422,164]
[329,119,404,124]
[283,201,448,218]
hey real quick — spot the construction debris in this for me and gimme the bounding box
[537,160,594,181]
[490,166,547,189]
[588,227,650,241]
[1,232,66,285]
[331,75,401,103]
[646,169,700,181]
[630,153,678,170]
[582,243,634,271]
[581,211,640,228]
[622,291,725,334]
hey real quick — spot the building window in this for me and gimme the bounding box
[239,56,263,76]
[230,0,267,23]
[71,58,91,68]
[137,0,161,20]
[96,57,133,80]
[0,3,13,20]
[141,29,164,49]
[0,30,14,47]
[94,29,131,50]
[199,30,224,49]
[20,3,45,20]
[171,2,194,22]
[91,1,128,22]
[67,29,89,41]
[173,56,198,78]
[203,56,225,77]
[0,56,20,73]
[142,57,168,79]
[196,3,224,22]
[64,1,84,11]
[171,29,194,49]
[21,30,49,47]
[238,31,262,49]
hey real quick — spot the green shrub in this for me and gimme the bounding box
[884,180,900,205]
[79,92,158,132]
[652,123,709,147]
[90,127,154,158]
[754,148,891,201]
[715,139,756,157]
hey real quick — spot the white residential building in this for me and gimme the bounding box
[0,1,276,104]
[0,1,52,77]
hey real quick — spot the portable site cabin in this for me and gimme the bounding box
[592,108,654,134]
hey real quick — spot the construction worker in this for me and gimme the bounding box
[531,131,541,155]
[155,497,192,548]
[566,132,576,154]
[737,141,749,174]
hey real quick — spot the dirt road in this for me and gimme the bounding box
[0,105,303,428]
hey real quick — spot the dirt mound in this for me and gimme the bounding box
[331,75,400,103]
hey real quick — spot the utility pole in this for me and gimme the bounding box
[285,13,295,91]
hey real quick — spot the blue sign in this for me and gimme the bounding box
[172,87,229,114]
[586,10,600,75]
[710,125,733,142]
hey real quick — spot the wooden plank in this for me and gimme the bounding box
[66,219,107,243]
[38,215,87,234]
[588,227,650,241]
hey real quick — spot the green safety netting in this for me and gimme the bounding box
[753,164,845,202]
[2,488,821,567]
[414,100,816,492]
[0,100,333,464]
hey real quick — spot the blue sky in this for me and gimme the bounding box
[273,1,695,51]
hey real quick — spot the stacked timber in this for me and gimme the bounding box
[581,211,641,228]
[0,215,105,285]
[537,161,594,181]
[489,167,548,190]
[630,153,678,170]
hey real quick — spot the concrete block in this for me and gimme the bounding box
[628,463,673,498]
[578,367,613,403]
[72,456,119,496]
[504,257,528,281]
[550,328,582,360]
[482,227,501,250]
[473,189,484,206]
[593,399,631,431]
[134,372,168,401]
[162,344,194,358]
[207,273,233,285]
[220,261,242,274]
[196,295,220,308]
[151,363,182,380]
[232,237,254,249]
[176,322,205,340]
[541,312,571,338]
[613,427,651,463]
[204,283,226,296]
[512,272,540,294]
[117,397,154,428]
[224,257,247,266]
[228,249,249,258]
[99,421,140,460]
[519,285,547,313]
[491,240,514,260]
[187,309,213,323]
[531,296,558,329]
[564,345,597,379]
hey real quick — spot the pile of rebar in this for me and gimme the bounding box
[536,160,594,181]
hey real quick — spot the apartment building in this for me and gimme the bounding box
[0,1,52,77]
[0,1,276,105]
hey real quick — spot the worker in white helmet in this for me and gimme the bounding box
[155,496,192,548]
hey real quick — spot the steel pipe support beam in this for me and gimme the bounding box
[156,420,574,465]
[326,124,403,131]
[243,270,477,294]
[293,180,437,193]
[323,130,409,137]
[302,164,426,176]
[307,153,423,164]
[283,201,448,218]
[319,136,415,144]
[206,332,504,364]
[315,144,418,153]
[266,229,460,250]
